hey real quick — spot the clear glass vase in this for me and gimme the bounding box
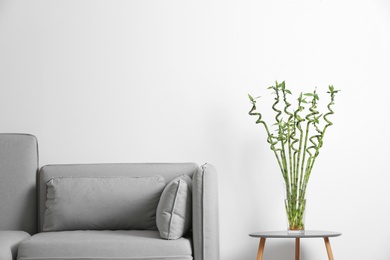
[284,199,306,234]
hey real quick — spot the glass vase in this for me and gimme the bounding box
[284,199,306,234]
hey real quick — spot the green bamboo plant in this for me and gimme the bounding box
[248,81,339,231]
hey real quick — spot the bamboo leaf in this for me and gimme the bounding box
[281,81,286,89]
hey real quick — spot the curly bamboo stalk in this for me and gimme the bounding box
[270,82,290,193]
[248,82,339,231]
[306,86,339,181]
[293,94,305,200]
[248,94,284,178]
[281,82,295,196]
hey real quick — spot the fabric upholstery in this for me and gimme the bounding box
[43,176,165,231]
[192,164,220,260]
[31,162,219,260]
[0,134,38,235]
[38,163,199,231]
[17,230,192,260]
[0,231,30,260]
[157,175,192,240]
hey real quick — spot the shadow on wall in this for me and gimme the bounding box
[228,241,309,260]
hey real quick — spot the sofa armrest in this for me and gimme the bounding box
[0,231,30,260]
[192,163,220,260]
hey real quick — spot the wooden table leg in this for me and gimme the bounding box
[295,238,300,260]
[256,238,266,260]
[324,237,334,260]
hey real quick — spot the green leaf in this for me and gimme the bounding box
[304,93,313,97]
[248,94,261,102]
[285,89,292,94]
[280,81,286,89]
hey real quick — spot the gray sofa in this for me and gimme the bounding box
[0,134,219,260]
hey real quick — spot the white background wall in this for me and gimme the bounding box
[1,0,389,259]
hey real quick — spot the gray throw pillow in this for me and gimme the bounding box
[156,175,192,240]
[43,176,165,231]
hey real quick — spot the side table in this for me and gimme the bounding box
[249,230,341,260]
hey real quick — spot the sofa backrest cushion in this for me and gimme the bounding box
[0,134,38,235]
[43,176,165,231]
[38,163,199,232]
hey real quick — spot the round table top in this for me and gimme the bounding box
[249,230,342,238]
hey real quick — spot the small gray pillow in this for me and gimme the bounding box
[43,176,165,231]
[156,175,192,240]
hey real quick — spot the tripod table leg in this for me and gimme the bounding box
[324,237,334,260]
[295,238,300,260]
[256,238,266,260]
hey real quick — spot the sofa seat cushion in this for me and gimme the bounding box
[0,231,30,260]
[17,230,192,260]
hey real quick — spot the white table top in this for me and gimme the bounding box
[249,230,342,238]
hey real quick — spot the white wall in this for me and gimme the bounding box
[1,0,389,259]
